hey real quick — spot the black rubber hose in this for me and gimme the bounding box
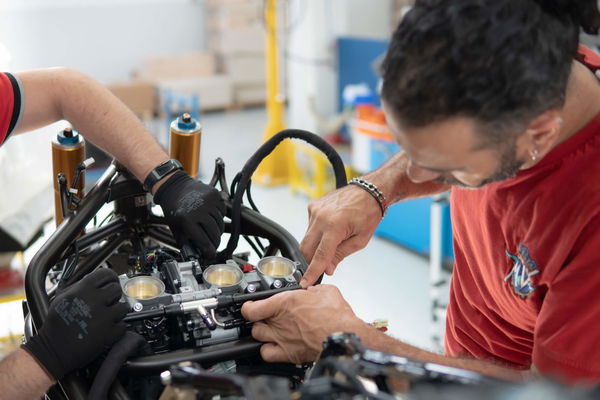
[88,332,148,400]
[219,129,347,261]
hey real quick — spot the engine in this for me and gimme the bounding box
[120,252,301,353]
[24,128,349,399]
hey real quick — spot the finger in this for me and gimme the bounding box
[323,236,364,275]
[299,223,322,266]
[209,209,225,235]
[260,343,290,363]
[300,231,344,287]
[87,268,119,288]
[300,265,320,288]
[101,282,124,306]
[251,322,276,342]
[186,224,216,260]
[200,215,222,248]
[212,194,227,214]
[112,302,130,322]
[241,296,281,322]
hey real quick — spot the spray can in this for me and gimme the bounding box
[52,127,85,226]
[169,113,202,178]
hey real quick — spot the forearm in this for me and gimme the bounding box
[351,321,531,382]
[0,348,54,399]
[362,151,449,203]
[15,68,169,188]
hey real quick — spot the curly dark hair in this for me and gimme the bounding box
[381,0,600,146]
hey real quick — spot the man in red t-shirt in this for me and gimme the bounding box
[240,0,600,385]
[0,68,226,398]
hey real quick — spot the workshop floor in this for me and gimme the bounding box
[0,107,450,357]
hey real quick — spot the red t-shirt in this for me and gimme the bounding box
[0,72,22,146]
[445,46,600,383]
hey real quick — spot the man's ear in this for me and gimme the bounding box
[523,109,563,152]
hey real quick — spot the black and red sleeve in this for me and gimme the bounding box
[0,72,24,146]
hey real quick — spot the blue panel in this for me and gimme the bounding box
[376,198,432,255]
[370,139,401,170]
[337,37,389,111]
[376,198,455,261]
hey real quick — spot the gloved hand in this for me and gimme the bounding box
[153,170,226,260]
[22,268,128,380]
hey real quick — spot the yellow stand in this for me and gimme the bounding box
[252,0,293,186]
[289,142,360,199]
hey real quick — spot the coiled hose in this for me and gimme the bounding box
[218,129,348,262]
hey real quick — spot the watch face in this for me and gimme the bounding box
[157,161,174,175]
[145,160,182,191]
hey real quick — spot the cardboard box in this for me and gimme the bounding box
[205,0,258,8]
[107,80,156,117]
[207,3,262,31]
[209,26,265,55]
[155,75,234,111]
[223,53,265,85]
[138,52,216,81]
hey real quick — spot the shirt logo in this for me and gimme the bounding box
[504,243,540,299]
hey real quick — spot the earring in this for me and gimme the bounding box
[530,149,539,161]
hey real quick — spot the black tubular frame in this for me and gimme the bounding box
[24,130,348,399]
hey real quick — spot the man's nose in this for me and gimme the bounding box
[406,160,440,183]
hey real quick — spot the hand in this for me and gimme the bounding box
[241,285,363,364]
[153,170,226,260]
[22,268,129,380]
[299,185,382,287]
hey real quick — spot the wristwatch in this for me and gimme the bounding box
[144,159,184,191]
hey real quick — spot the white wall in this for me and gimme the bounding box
[286,0,392,133]
[0,0,206,83]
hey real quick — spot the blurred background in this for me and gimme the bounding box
[0,0,455,359]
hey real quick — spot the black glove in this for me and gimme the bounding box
[153,170,226,259]
[22,268,128,380]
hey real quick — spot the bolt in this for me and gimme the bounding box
[272,280,283,289]
[246,284,257,293]
[133,303,143,312]
[160,370,172,385]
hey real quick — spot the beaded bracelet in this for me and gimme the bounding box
[348,177,389,217]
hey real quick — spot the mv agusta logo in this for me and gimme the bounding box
[503,243,540,299]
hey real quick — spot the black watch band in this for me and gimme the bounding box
[144,159,184,191]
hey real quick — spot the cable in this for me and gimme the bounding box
[210,309,225,328]
[219,129,347,262]
[243,235,264,258]
[245,179,260,213]
[97,210,114,227]
[230,173,242,200]
[88,332,148,400]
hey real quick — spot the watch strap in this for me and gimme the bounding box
[144,159,184,191]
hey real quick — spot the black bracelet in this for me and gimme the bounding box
[348,177,389,217]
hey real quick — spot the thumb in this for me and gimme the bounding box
[241,297,279,322]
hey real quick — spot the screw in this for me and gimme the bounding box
[246,284,257,293]
[133,303,143,312]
